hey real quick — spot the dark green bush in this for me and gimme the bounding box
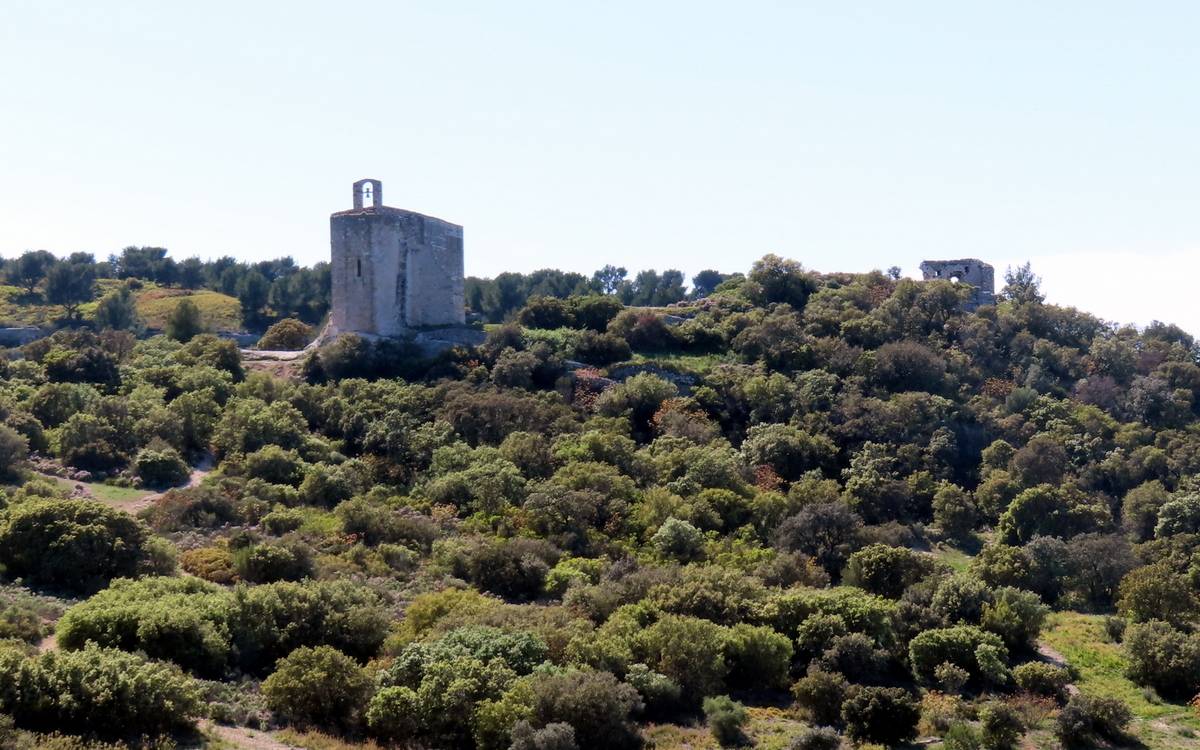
[133,445,190,488]
[0,642,201,735]
[624,663,682,718]
[231,579,390,673]
[791,668,848,726]
[909,626,1008,684]
[573,330,632,366]
[1054,694,1131,748]
[841,543,933,599]
[243,445,307,486]
[840,686,919,745]
[528,671,643,750]
[703,695,748,748]
[0,498,158,594]
[56,576,233,677]
[1122,619,1200,699]
[979,701,1023,750]
[261,645,370,730]
[1012,662,1070,701]
[510,720,580,750]
[0,424,29,480]
[232,541,313,583]
[814,632,888,683]
[519,296,575,329]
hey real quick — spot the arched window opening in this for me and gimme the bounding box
[361,183,373,207]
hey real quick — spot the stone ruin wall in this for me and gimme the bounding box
[403,215,464,328]
[919,258,996,309]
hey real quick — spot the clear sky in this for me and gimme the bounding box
[2,2,1198,331]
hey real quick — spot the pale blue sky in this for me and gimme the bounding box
[2,2,1198,330]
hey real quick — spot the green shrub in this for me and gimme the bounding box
[1054,694,1131,748]
[257,318,313,350]
[1122,619,1200,699]
[383,626,548,681]
[724,623,792,690]
[231,579,390,673]
[909,626,1008,684]
[647,566,767,626]
[935,662,970,692]
[528,671,643,750]
[166,298,205,342]
[570,296,623,332]
[509,720,579,750]
[365,685,421,741]
[624,663,681,719]
[634,614,729,703]
[942,723,982,750]
[979,701,1023,750]
[573,330,631,366]
[933,482,977,540]
[0,499,157,594]
[814,632,888,683]
[980,587,1048,651]
[232,541,312,583]
[840,686,919,746]
[243,445,307,486]
[0,642,201,735]
[133,445,190,488]
[0,424,29,480]
[56,576,233,677]
[453,538,556,601]
[791,668,849,726]
[1012,662,1070,701]
[54,413,124,470]
[261,645,370,730]
[931,573,993,624]
[841,543,933,599]
[262,507,306,535]
[651,517,705,562]
[0,589,60,644]
[765,587,895,646]
[370,645,523,745]
[1116,564,1200,627]
[703,695,748,748]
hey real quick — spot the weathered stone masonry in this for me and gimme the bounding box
[919,258,995,310]
[329,179,465,336]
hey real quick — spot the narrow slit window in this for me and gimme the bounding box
[356,259,362,277]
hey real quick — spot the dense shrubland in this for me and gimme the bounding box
[0,253,1197,748]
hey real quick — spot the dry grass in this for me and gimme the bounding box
[0,280,242,333]
[274,729,385,750]
[135,288,242,331]
[644,706,809,749]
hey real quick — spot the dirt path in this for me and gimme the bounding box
[1036,641,1080,696]
[202,722,301,750]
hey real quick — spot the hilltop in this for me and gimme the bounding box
[0,254,1198,750]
